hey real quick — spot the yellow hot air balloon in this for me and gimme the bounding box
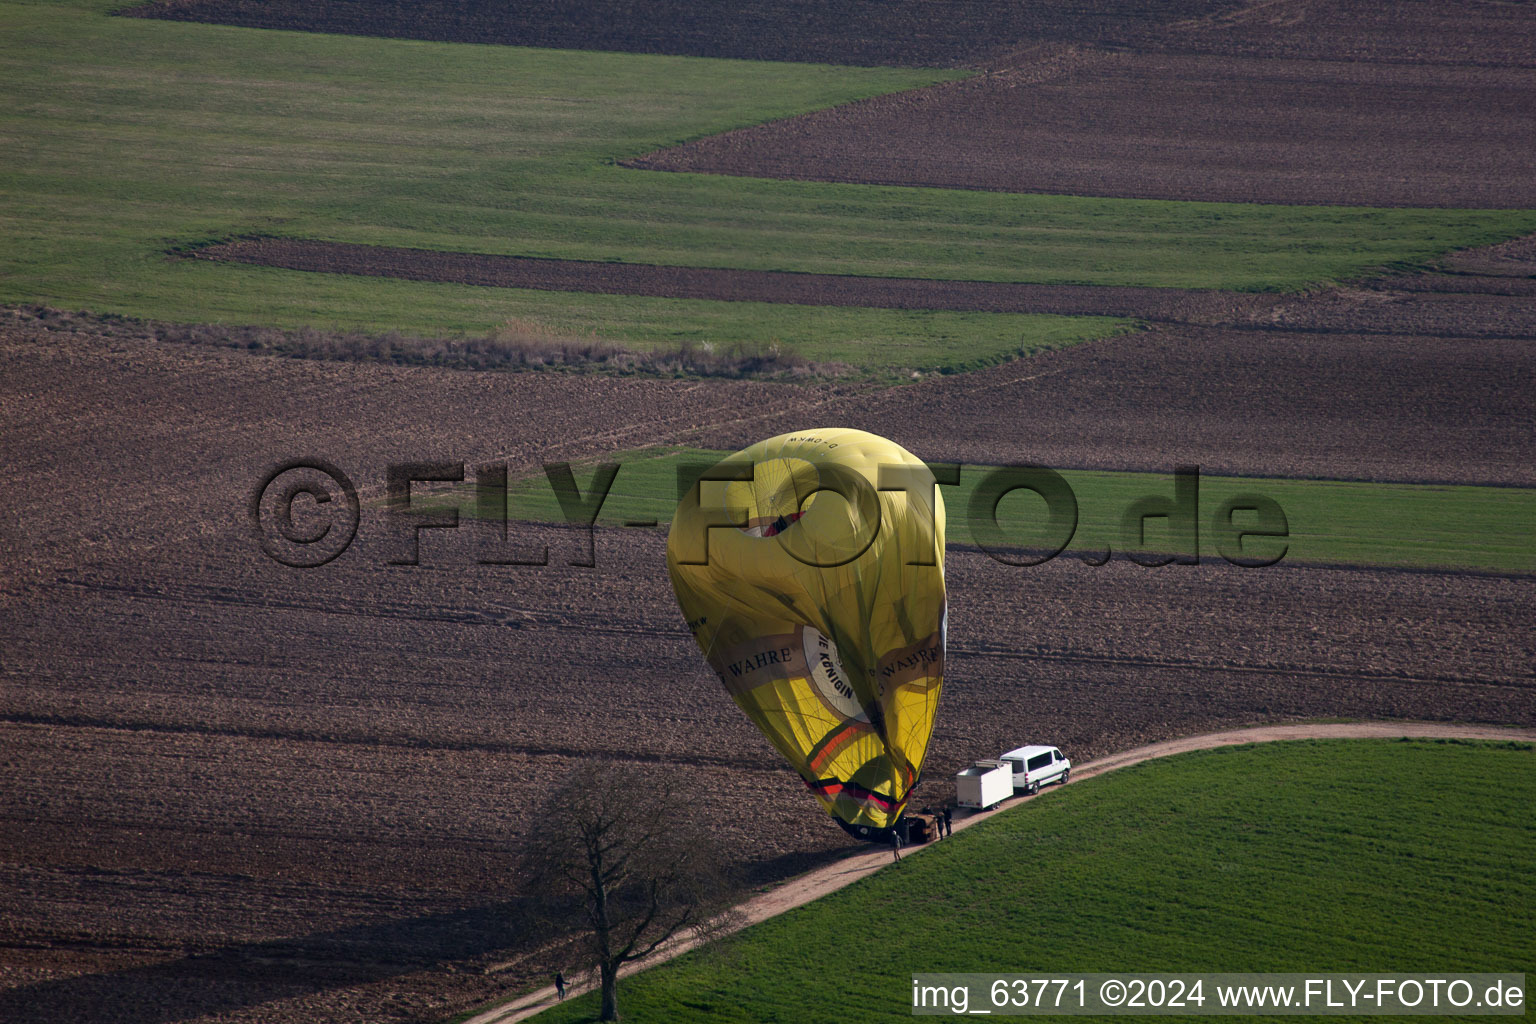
[667,429,946,841]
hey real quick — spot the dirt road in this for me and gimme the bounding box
[4,315,1530,1023]
[466,721,1535,1024]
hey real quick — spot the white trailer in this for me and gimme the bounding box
[955,759,1013,810]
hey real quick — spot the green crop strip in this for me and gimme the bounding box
[529,739,1534,1024]
[415,449,1535,575]
[4,1,1534,368]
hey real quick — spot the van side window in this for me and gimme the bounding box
[1027,753,1052,771]
[1054,750,1064,761]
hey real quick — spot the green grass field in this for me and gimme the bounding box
[427,449,1536,574]
[526,739,1534,1023]
[5,0,1535,370]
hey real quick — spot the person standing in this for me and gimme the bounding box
[943,806,953,837]
[554,971,566,1001]
[890,827,904,864]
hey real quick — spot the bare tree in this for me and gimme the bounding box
[521,763,741,1021]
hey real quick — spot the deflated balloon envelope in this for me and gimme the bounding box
[666,429,946,841]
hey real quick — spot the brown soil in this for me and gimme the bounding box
[184,237,1536,486]
[1438,229,1536,277]
[122,0,1536,206]
[190,238,1291,322]
[119,0,1250,69]
[2,291,1534,1021]
[1144,0,1536,67]
[833,324,1536,486]
[631,0,1536,207]
[11,0,1536,1017]
[191,237,1536,340]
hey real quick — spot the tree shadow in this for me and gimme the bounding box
[0,899,529,1024]
[734,844,857,890]
[2,844,866,1022]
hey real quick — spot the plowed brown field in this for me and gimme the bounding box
[13,1,1536,1021]
[632,0,1536,208]
[120,0,1246,68]
[183,236,1536,486]
[3,256,1534,1019]
[633,51,1536,207]
[125,0,1536,206]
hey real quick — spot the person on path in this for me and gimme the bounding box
[554,971,566,1001]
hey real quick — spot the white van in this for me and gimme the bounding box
[1000,745,1071,795]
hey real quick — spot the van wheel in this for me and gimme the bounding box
[1060,769,1070,784]
[1027,782,1039,795]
